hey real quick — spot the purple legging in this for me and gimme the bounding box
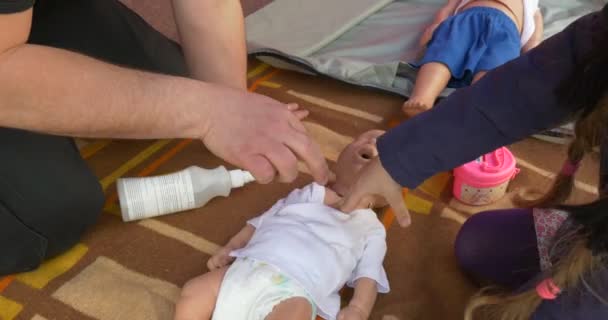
[455,208,608,320]
[455,208,540,289]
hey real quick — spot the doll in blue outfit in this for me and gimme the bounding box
[402,0,543,117]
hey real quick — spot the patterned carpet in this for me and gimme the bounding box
[0,2,600,320]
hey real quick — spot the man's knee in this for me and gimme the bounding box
[0,171,102,275]
[0,129,105,273]
[42,168,104,258]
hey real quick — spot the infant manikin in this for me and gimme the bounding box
[174,130,389,320]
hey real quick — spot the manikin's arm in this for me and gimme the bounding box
[521,9,544,53]
[419,0,461,47]
[207,224,255,270]
[225,224,256,250]
[341,228,387,319]
[338,278,378,320]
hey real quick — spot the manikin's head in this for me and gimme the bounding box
[331,129,386,207]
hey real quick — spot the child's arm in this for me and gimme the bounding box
[419,0,461,47]
[207,224,255,270]
[338,278,378,320]
[521,9,544,53]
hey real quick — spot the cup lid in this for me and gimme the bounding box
[454,147,518,184]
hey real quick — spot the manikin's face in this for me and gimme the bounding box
[332,130,385,200]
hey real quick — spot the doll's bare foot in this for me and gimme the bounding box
[402,100,430,118]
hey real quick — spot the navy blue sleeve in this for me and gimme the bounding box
[378,11,600,189]
[0,0,33,13]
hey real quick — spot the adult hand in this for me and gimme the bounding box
[200,87,330,185]
[340,157,411,227]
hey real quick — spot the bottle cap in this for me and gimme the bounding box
[229,169,256,188]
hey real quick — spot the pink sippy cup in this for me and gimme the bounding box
[453,147,520,205]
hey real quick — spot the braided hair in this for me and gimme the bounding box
[465,7,608,320]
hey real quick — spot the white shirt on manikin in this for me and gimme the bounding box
[231,183,390,320]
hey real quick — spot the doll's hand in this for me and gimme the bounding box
[338,305,367,320]
[207,247,235,270]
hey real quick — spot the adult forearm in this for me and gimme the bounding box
[0,44,213,139]
[172,0,247,90]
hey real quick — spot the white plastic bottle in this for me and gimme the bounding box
[116,166,255,222]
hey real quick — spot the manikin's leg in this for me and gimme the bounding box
[174,267,229,320]
[402,62,451,117]
[472,71,487,84]
[266,297,313,320]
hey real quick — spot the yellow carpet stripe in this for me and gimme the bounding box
[287,90,383,123]
[138,220,221,255]
[99,139,172,190]
[51,257,181,318]
[0,296,22,320]
[16,244,88,289]
[419,172,451,199]
[405,193,433,215]
[80,140,112,159]
[104,202,121,216]
[515,157,598,195]
[249,69,281,92]
[440,207,468,225]
[247,63,271,79]
[259,81,281,88]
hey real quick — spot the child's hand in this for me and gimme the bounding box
[338,305,367,320]
[207,247,235,270]
[341,158,410,227]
